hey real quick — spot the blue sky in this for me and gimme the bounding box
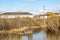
[0,0,60,14]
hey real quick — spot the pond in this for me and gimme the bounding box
[0,31,60,40]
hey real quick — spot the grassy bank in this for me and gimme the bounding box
[0,16,60,35]
[0,17,42,35]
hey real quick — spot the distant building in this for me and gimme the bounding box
[34,14,47,19]
[0,12,34,18]
[39,14,47,19]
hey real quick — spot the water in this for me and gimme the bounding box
[0,31,60,40]
[33,31,47,40]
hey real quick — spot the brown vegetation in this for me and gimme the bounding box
[0,16,60,35]
[46,16,60,34]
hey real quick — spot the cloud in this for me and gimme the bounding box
[58,5,60,8]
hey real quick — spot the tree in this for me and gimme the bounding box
[46,12,58,16]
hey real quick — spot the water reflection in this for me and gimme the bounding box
[0,31,47,40]
[47,32,60,40]
[33,31,47,40]
[0,31,60,40]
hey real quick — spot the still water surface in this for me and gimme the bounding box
[0,31,60,40]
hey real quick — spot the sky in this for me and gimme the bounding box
[0,0,60,14]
